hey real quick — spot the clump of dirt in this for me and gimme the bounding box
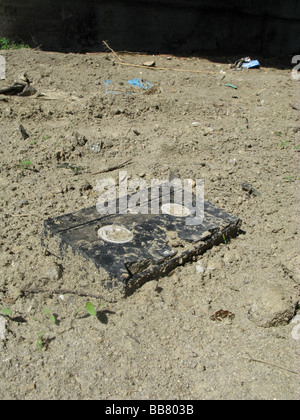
[0,49,299,400]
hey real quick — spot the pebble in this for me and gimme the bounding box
[47,263,63,281]
[143,60,156,67]
[196,264,205,274]
[248,285,297,328]
[88,142,102,153]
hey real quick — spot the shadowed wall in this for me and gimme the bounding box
[0,0,299,55]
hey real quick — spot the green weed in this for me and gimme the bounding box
[42,135,50,141]
[0,308,12,317]
[17,159,32,169]
[283,175,300,182]
[280,139,290,149]
[44,307,57,325]
[75,301,105,318]
[0,37,30,50]
[36,332,46,350]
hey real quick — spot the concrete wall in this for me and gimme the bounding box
[0,0,300,55]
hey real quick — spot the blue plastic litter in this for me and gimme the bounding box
[127,78,153,90]
[242,60,260,69]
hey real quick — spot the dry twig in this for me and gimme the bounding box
[102,40,123,62]
[242,355,299,376]
[91,159,132,176]
[102,40,219,75]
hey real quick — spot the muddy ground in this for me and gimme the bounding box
[0,49,299,400]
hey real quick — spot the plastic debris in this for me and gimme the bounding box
[127,78,153,90]
[104,80,120,94]
[242,60,260,69]
[232,57,251,69]
[104,78,153,94]
[43,193,242,296]
[225,83,238,90]
[232,57,260,70]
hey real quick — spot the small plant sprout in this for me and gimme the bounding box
[85,302,98,317]
[75,302,106,318]
[17,159,32,169]
[222,234,227,245]
[44,307,57,325]
[280,139,290,149]
[36,332,46,350]
[0,308,12,317]
[283,175,300,182]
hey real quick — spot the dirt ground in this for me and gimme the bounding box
[0,49,299,400]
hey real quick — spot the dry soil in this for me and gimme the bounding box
[0,49,299,400]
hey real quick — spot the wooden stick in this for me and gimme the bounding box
[23,286,118,302]
[102,40,123,62]
[91,159,132,176]
[102,40,219,75]
[118,61,219,75]
[242,355,299,376]
[10,213,37,218]
[0,286,117,304]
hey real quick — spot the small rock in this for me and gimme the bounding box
[26,383,36,393]
[88,142,102,153]
[196,264,205,274]
[248,285,297,328]
[143,60,156,67]
[47,263,63,281]
[204,127,214,136]
[237,196,243,205]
